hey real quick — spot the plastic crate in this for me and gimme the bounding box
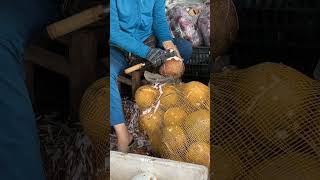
[183,46,211,83]
[110,151,209,180]
[189,47,211,65]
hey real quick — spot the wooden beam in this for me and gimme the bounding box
[24,45,70,76]
[118,76,131,86]
[56,35,71,45]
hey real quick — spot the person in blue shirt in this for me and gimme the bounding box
[110,0,192,152]
[0,1,58,179]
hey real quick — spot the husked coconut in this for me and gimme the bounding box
[159,56,185,79]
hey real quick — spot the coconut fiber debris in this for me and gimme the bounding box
[37,113,105,180]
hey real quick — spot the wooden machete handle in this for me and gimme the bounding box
[124,63,145,74]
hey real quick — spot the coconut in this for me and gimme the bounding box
[167,153,185,162]
[80,77,108,146]
[161,126,187,152]
[184,109,210,143]
[232,63,309,142]
[162,145,185,162]
[135,85,159,109]
[211,146,241,180]
[186,142,210,167]
[183,81,209,108]
[139,110,162,136]
[163,107,187,127]
[159,57,185,79]
[159,85,179,109]
[149,131,163,155]
[247,153,320,180]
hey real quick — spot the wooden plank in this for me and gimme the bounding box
[24,45,69,76]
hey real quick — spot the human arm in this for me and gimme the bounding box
[110,0,150,58]
[153,0,181,58]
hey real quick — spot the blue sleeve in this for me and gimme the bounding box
[0,1,58,180]
[110,0,150,58]
[153,0,173,45]
[0,0,58,51]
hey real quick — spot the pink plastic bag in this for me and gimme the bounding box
[197,6,210,46]
[167,3,204,47]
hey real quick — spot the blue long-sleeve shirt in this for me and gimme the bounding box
[110,0,173,58]
[0,1,58,180]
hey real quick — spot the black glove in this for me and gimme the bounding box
[146,48,176,67]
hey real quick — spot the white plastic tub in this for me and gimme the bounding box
[110,151,208,180]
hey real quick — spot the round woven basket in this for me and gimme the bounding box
[79,76,109,179]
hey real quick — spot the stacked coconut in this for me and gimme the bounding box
[80,77,109,180]
[135,81,210,167]
[211,63,320,179]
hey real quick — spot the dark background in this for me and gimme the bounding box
[30,0,107,117]
[230,0,320,77]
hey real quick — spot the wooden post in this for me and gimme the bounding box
[69,30,98,121]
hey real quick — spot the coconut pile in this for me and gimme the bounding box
[134,81,210,167]
[37,113,101,180]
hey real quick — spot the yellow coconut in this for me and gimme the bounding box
[163,107,187,127]
[211,146,241,180]
[148,131,163,155]
[135,85,159,109]
[159,57,185,79]
[159,84,179,109]
[183,81,209,107]
[184,109,210,143]
[186,142,210,167]
[139,110,162,136]
[232,63,309,141]
[161,144,185,162]
[247,153,320,180]
[161,126,187,152]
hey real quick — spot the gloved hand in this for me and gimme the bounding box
[163,40,182,59]
[146,48,176,67]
